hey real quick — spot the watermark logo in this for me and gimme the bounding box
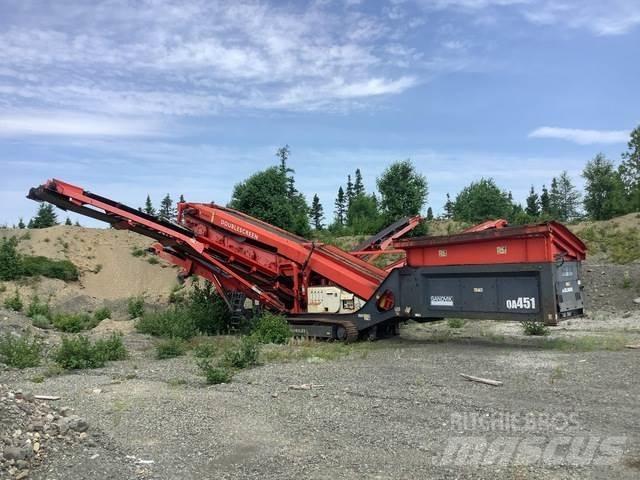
[434,411,626,466]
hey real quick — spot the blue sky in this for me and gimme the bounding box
[1,0,638,227]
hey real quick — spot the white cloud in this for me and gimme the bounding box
[0,112,164,137]
[528,127,630,145]
[0,0,428,119]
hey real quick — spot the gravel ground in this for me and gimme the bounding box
[1,322,638,480]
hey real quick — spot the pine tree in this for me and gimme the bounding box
[179,194,185,203]
[353,169,365,197]
[443,193,454,219]
[551,172,581,221]
[346,174,354,208]
[144,195,156,216]
[583,153,626,220]
[619,125,640,211]
[65,217,73,226]
[426,207,434,220]
[74,220,81,227]
[540,184,551,216]
[276,145,296,197]
[525,186,540,217]
[309,194,325,230]
[17,218,25,229]
[29,204,58,229]
[334,186,346,226]
[158,194,175,221]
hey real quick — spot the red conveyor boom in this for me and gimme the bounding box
[27,179,387,313]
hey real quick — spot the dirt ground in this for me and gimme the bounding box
[1,226,639,479]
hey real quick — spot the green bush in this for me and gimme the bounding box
[252,312,291,344]
[94,333,127,361]
[31,314,52,329]
[222,336,260,369]
[93,307,111,322]
[521,321,550,336]
[187,281,231,335]
[0,284,6,293]
[127,296,145,319]
[197,359,232,384]
[52,312,99,332]
[0,333,42,368]
[131,247,147,257]
[193,342,217,358]
[54,336,105,369]
[3,291,23,312]
[21,256,79,281]
[0,238,21,281]
[447,318,466,329]
[136,306,198,339]
[147,256,159,265]
[155,338,187,359]
[26,295,50,318]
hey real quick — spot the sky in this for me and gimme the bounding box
[1,0,639,227]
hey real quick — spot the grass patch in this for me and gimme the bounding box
[3,290,23,312]
[221,336,260,369]
[447,318,466,329]
[193,342,217,358]
[127,296,145,319]
[147,256,159,265]
[26,295,50,318]
[93,306,111,322]
[95,333,127,361]
[137,306,197,339]
[31,314,52,329]
[54,335,127,370]
[131,247,147,257]
[521,321,550,336]
[197,361,232,385]
[0,333,42,368]
[579,224,640,264]
[21,256,79,281]
[52,312,100,332]
[251,312,292,344]
[155,338,187,359]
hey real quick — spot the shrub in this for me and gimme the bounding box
[54,336,105,369]
[52,312,99,332]
[168,285,186,304]
[447,318,466,329]
[94,333,127,361]
[0,333,42,368]
[128,296,145,319]
[0,283,6,293]
[31,314,52,329]
[187,281,231,335]
[521,321,550,336]
[131,247,146,257]
[193,342,216,358]
[21,256,79,281]
[26,295,50,318]
[3,291,23,312]
[136,306,198,339]
[155,338,186,359]
[222,336,260,369]
[93,307,111,322]
[147,257,159,265]
[0,237,21,281]
[252,312,291,344]
[197,360,232,384]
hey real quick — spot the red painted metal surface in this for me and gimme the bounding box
[394,222,586,267]
[29,179,387,313]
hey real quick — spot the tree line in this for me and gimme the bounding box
[12,124,639,235]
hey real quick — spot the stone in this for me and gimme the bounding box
[633,298,640,305]
[29,421,44,432]
[59,407,71,417]
[33,442,40,453]
[16,470,30,480]
[16,460,28,469]
[3,446,31,461]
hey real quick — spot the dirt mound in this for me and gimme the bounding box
[0,226,180,316]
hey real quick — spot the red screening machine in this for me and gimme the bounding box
[28,179,586,340]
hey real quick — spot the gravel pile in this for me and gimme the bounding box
[0,384,90,479]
